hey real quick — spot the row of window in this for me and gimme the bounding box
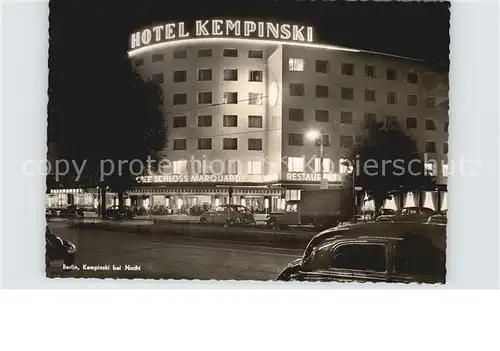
[287,108,449,132]
[172,138,263,151]
[289,58,421,84]
[173,115,263,128]
[135,48,264,66]
[287,132,448,153]
[171,92,264,105]
[288,83,440,108]
[152,69,264,84]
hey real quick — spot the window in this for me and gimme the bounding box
[134,59,144,67]
[364,89,376,102]
[442,163,449,177]
[425,161,436,176]
[426,97,437,108]
[339,158,353,174]
[290,83,305,97]
[425,119,436,131]
[248,93,263,105]
[226,160,239,175]
[340,87,354,100]
[172,160,188,174]
[314,158,332,173]
[386,115,398,128]
[316,85,329,98]
[248,138,263,151]
[223,92,238,104]
[152,53,164,62]
[315,109,329,123]
[330,244,387,272]
[340,135,354,148]
[173,70,187,83]
[223,138,238,150]
[364,113,377,124]
[288,58,305,71]
[287,157,304,173]
[444,121,449,133]
[223,48,238,57]
[151,73,164,84]
[406,117,418,129]
[407,72,418,84]
[197,115,212,127]
[249,70,263,82]
[386,68,398,81]
[365,65,377,78]
[315,60,328,73]
[387,92,398,104]
[340,111,353,124]
[223,115,238,127]
[315,134,331,147]
[248,49,263,58]
[173,116,186,128]
[221,69,238,81]
[173,93,187,105]
[443,142,449,154]
[393,235,444,277]
[289,108,304,121]
[248,115,263,128]
[197,69,212,81]
[173,49,187,59]
[197,92,212,104]
[288,133,304,146]
[425,141,436,153]
[197,138,212,150]
[247,161,262,175]
[341,63,354,76]
[407,94,418,106]
[173,139,187,150]
[197,48,212,57]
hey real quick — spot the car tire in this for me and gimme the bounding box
[200,217,208,224]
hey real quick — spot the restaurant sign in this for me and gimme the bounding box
[285,173,339,182]
[129,19,314,51]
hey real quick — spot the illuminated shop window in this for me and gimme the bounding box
[288,58,305,72]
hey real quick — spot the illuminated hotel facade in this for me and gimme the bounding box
[47,20,450,213]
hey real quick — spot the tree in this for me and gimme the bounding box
[345,121,435,212]
[50,56,166,217]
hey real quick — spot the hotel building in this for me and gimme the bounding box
[47,20,450,213]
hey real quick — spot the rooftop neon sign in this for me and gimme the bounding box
[129,19,315,51]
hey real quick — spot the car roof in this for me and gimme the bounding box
[308,221,447,251]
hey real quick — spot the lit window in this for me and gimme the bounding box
[286,190,301,201]
[226,160,239,174]
[247,161,262,175]
[173,160,188,174]
[442,164,449,177]
[314,158,331,173]
[339,158,353,174]
[424,162,436,176]
[287,157,304,173]
[288,58,305,72]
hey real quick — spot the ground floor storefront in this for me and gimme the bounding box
[46,183,448,214]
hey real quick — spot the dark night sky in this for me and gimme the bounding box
[48,0,450,109]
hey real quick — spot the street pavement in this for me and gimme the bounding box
[46,222,303,281]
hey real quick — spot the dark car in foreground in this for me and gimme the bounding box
[277,221,446,284]
[105,205,135,220]
[45,224,76,269]
[58,205,84,218]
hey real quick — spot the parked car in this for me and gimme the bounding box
[376,207,435,223]
[277,221,446,284]
[45,224,76,269]
[58,205,84,218]
[105,205,135,220]
[199,204,256,226]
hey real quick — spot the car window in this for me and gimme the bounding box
[286,203,298,212]
[330,243,387,272]
[393,234,445,277]
[237,206,246,213]
[215,206,224,212]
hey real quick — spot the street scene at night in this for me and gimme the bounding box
[45,0,450,283]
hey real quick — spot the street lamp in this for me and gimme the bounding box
[307,129,325,188]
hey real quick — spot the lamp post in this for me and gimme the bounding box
[307,129,325,189]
